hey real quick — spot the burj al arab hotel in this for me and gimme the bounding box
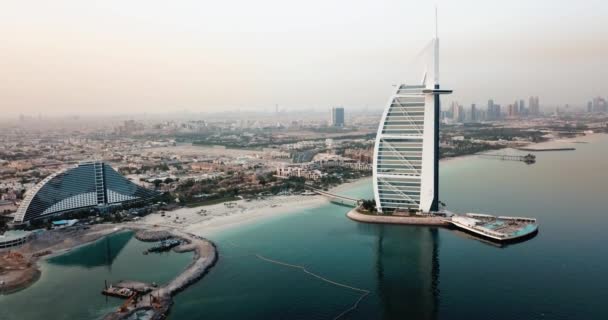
[373,18,452,214]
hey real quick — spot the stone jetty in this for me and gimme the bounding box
[103,227,217,320]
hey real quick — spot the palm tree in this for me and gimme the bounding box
[360,199,377,213]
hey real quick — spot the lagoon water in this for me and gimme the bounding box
[0,231,193,320]
[2,134,608,320]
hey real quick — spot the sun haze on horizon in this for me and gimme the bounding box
[1,0,607,116]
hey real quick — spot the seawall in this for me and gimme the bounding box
[346,208,450,227]
[103,227,218,320]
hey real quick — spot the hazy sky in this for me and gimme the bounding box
[1,0,607,116]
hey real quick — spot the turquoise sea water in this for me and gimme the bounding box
[2,134,608,320]
[0,231,193,320]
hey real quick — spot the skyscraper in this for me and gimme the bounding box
[373,19,452,214]
[451,102,464,123]
[487,99,494,120]
[470,103,477,122]
[331,107,345,127]
[529,96,540,115]
[508,104,517,118]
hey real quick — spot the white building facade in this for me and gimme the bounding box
[373,30,451,213]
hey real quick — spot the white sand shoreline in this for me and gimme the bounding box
[135,194,329,237]
[134,177,373,238]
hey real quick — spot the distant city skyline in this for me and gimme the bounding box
[1,0,607,116]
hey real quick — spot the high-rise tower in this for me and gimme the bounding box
[331,107,345,127]
[373,10,452,213]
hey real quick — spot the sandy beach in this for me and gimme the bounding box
[134,178,373,238]
[135,195,329,237]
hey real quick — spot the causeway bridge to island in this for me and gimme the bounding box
[307,188,361,207]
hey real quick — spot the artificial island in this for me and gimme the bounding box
[346,18,539,243]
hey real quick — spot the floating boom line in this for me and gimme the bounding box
[225,241,370,320]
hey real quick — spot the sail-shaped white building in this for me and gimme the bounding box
[373,19,452,214]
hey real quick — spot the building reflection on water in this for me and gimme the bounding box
[47,231,131,268]
[358,224,440,320]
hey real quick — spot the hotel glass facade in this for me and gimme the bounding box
[373,85,429,212]
[14,161,158,223]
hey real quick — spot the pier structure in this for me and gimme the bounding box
[516,147,575,152]
[478,153,536,164]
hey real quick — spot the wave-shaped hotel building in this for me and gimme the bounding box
[14,161,159,224]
